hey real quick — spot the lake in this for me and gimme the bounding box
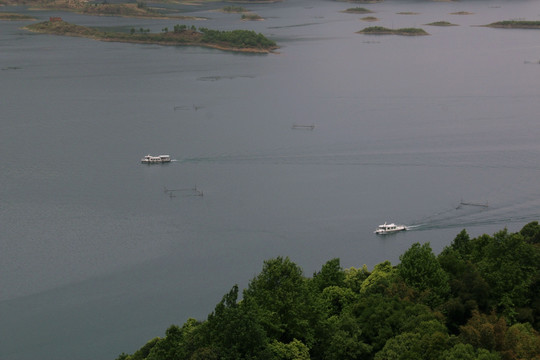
[2,0,540,358]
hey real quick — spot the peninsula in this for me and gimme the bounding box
[24,19,278,53]
[357,26,429,36]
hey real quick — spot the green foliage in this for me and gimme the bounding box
[265,339,310,360]
[203,285,268,359]
[360,260,396,295]
[243,257,321,347]
[343,265,370,293]
[441,343,501,360]
[0,12,36,20]
[358,26,429,35]
[26,20,276,53]
[321,286,358,316]
[361,26,392,33]
[241,13,263,21]
[199,28,276,49]
[488,20,540,28]
[344,7,373,13]
[119,224,540,360]
[520,221,540,244]
[312,258,345,292]
[427,21,458,26]
[504,322,540,359]
[222,5,246,13]
[398,242,450,307]
[323,312,372,360]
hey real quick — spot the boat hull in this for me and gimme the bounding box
[141,155,171,164]
[374,222,407,235]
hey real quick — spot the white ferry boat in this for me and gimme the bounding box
[141,154,171,164]
[374,222,407,235]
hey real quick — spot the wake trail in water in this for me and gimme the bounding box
[406,198,540,233]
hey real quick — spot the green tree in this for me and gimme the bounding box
[441,343,501,360]
[265,339,310,360]
[312,258,345,292]
[204,285,268,359]
[343,265,370,293]
[349,294,437,354]
[520,221,540,244]
[374,320,451,360]
[323,310,372,360]
[398,242,450,308]
[439,247,490,332]
[503,322,540,360]
[460,311,507,352]
[321,285,357,316]
[243,257,320,347]
[360,260,396,295]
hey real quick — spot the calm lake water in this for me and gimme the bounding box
[2,0,540,358]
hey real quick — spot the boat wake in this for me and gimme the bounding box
[405,198,540,233]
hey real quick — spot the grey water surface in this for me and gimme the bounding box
[2,0,540,358]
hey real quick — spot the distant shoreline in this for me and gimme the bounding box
[0,12,37,20]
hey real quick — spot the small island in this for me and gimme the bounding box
[484,20,540,29]
[241,12,263,21]
[361,16,378,22]
[220,6,262,21]
[221,6,247,13]
[426,21,458,26]
[450,11,473,15]
[0,12,37,20]
[342,7,373,14]
[24,19,278,53]
[357,26,429,36]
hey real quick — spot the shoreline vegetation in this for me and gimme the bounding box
[484,20,540,29]
[118,222,540,360]
[357,26,429,35]
[24,19,278,53]
[0,12,37,20]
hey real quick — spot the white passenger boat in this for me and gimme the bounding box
[374,222,407,235]
[141,154,171,164]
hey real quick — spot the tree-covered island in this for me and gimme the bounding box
[342,7,373,14]
[117,222,540,360]
[357,26,429,35]
[484,20,540,29]
[426,21,458,27]
[24,19,278,53]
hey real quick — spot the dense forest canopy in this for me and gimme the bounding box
[118,222,540,360]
